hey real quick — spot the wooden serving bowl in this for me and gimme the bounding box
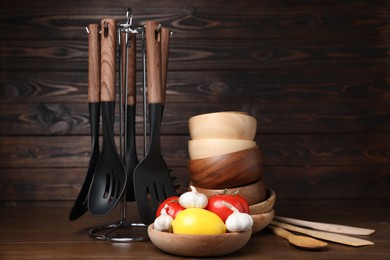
[192,179,266,205]
[249,188,276,214]
[148,224,252,257]
[251,209,275,233]
[189,111,257,140]
[188,139,257,160]
[189,147,264,189]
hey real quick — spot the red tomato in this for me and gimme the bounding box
[205,194,250,222]
[234,195,250,213]
[156,196,185,219]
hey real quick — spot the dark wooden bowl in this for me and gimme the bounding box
[188,147,263,189]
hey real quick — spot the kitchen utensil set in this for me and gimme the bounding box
[69,10,176,237]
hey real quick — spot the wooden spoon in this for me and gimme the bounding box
[268,225,328,250]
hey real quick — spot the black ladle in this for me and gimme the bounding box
[88,19,127,216]
[121,31,138,202]
[69,24,100,221]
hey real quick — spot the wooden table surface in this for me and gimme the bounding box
[0,199,389,259]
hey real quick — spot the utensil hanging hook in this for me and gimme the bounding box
[155,24,162,40]
[119,8,143,35]
[126,8,133,26]
[103,20,109,37]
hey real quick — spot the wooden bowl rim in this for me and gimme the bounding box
[188,139,258,160]
[189,146,260,163]
[249,188,276,214]
[189,111,255,122]
[251,209,275,234]
[148,224,252,257]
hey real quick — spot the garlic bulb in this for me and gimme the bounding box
[223,201,253,232]
[154,204,173,232]
[179,186,208,209]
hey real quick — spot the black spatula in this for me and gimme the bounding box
[133,21,177,225]
[69,24,100,221]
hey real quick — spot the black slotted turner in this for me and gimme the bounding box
[133,21,176,225]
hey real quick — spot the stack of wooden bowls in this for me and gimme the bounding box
[188,111,274,233]
[188,111,267,204]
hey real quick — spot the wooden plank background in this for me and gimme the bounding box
[0,0,389,205]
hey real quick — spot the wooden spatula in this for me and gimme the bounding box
[274,216,375,235]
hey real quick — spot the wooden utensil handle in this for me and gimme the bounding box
[160,27,170,105]
[121,32,137,105]
[146,21,162,104]
[268,225,292,240]
[88,24,100,103]
[100,18,117,102]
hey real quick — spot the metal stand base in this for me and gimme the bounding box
[89,221,149,242]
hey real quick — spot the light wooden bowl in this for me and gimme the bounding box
[148,224,252,257]
[188,139,257,160]
[249,188,276,214]
[251,209,275,233]
[189,111,257,140]
[189,147,264,189]
[192,179,266,205]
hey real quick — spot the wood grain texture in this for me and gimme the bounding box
[0,135,388,169]
[0,0,389,205]
[100,18,117,102]
[0,38,388,71]
[0,0,388,40]
[146,21,163,103]
[161,27,171,105]
[1,70,389,103]
[121,32,137,105]
[87,24,100,103]
[1,101,388,135]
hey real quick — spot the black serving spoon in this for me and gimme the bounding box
[88,19,127,216]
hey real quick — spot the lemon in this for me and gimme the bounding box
[171,208,226,234]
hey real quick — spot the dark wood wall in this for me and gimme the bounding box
[0,0,389,205]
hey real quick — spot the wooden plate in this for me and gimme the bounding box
[148,224,252,257]
[251,209,275,233]
[249,188,276,214]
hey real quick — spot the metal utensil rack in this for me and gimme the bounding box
[88,8,153,242]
